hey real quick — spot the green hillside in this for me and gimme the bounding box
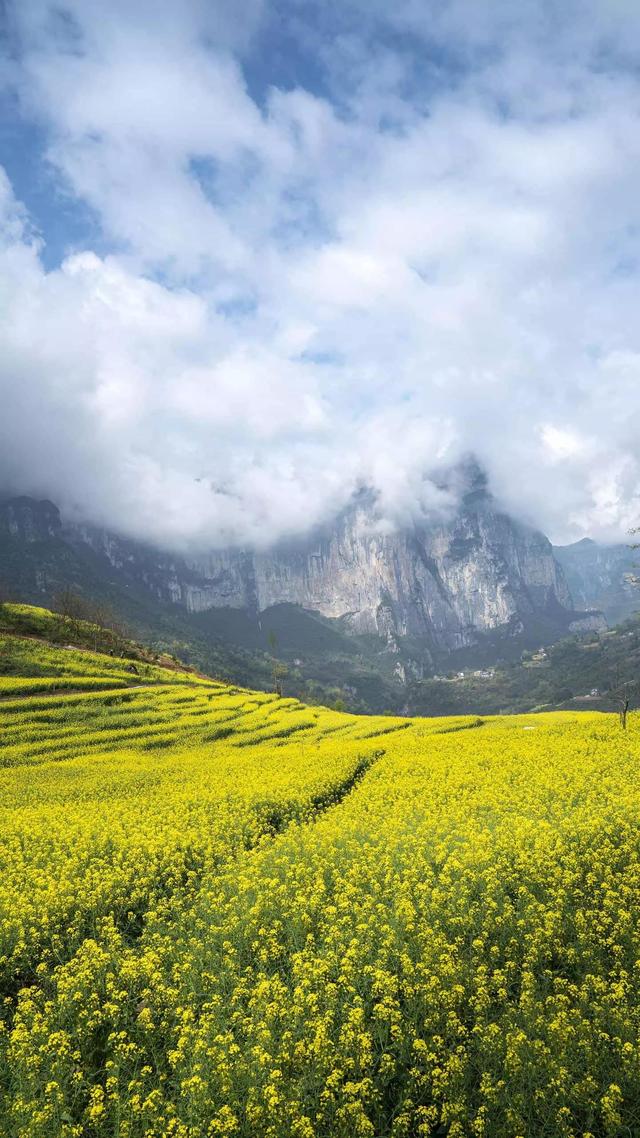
[2,614,640,1135]
[0,533,277,691]
[409,613,640,716]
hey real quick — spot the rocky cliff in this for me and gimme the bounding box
[554,538,638,625]
[0,497,62,543]
[193,489,588,651]
[1,476,603,657]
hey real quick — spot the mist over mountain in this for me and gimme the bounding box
[0,470,610,649]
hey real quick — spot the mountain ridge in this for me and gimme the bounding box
[3,491,639,715]
[1,488,604,653]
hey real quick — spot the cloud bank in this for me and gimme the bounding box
[1,0,640,548]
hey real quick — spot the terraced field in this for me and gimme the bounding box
[2,610,640,1137]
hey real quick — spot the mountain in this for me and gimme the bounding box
[51,473,603,639]
[0,479,608,710]
[554,538,639,625]
[0,495,277,694]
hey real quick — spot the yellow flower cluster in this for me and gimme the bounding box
[2,630,640,1136]
[0,622,208,699]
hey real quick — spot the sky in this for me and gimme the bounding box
[1,0,640,550]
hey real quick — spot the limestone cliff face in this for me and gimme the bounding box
[0,488,604,651]
[554,538,638,625]
[71,521,256,612]
[70,487,593,650]
[0,497,61,543]
[187,488,582,650]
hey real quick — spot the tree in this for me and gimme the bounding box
[52,587,86,640]
[267,630,288,696]
[272,660,289,698]
[52,588,130,654]
[84,600,115,652]
[606,665,639,730]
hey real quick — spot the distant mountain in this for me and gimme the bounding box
[1,477,603,671]
[554,538,639,625]
[9,473,632,717]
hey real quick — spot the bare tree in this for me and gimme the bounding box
[51,589,127,652]
[83,600,117,651]
[52,587,86,640]
[606,666,640,730]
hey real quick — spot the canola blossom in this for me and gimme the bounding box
[1,629,640,1137]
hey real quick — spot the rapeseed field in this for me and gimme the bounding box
[2,612,640,1137]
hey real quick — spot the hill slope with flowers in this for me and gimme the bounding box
[1,610,640,1136]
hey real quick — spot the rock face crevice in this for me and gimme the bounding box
[1,480,605,653]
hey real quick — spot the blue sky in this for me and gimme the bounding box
[1,0,640,548]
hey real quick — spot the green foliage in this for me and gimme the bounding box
[409,613,640,717]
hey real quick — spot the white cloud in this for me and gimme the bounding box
[541,426,589,462]
[1,0,640,548]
